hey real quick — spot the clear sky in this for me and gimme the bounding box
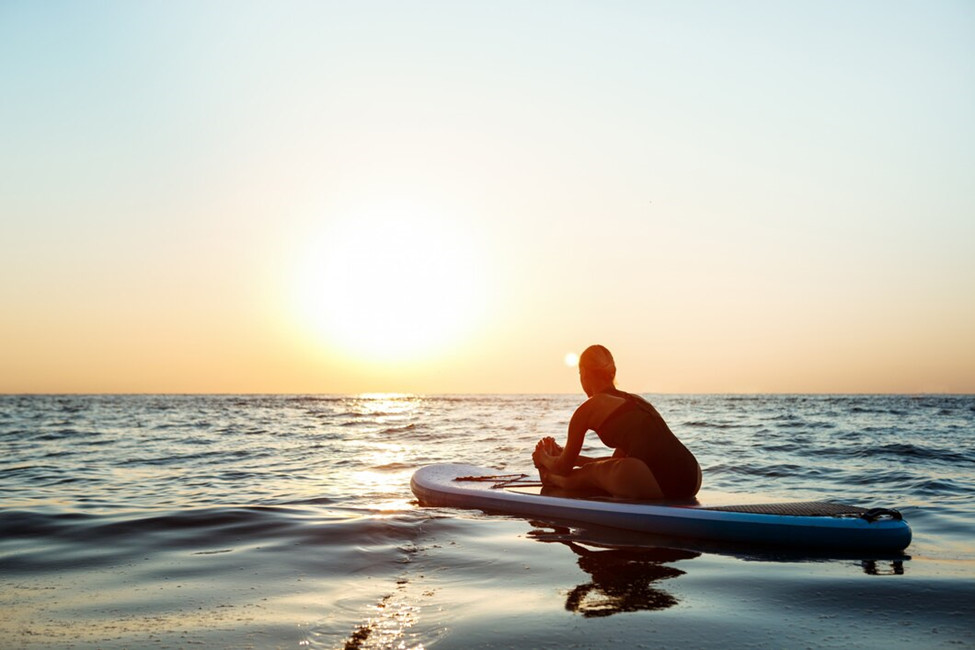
[2,1,973,394]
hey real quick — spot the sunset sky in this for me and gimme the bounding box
[2,2,973,394]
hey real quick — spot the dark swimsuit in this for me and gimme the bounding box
[594,388,700,499]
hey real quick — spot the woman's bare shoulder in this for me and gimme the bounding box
[576,392,626,429]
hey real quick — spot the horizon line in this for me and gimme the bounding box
[3,391,972,397]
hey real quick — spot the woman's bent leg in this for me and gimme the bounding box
[547,458,664,500]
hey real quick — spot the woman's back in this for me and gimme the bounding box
[594,389,700,498]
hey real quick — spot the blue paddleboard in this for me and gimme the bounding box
[411,463,912,551]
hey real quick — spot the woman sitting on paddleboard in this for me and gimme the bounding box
[533,345,701,500]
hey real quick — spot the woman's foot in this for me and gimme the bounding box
[536,465,554,486]
[541,468,568,489]
[537,436,563,455]
[532,440,552,469]
[534,437,571,487]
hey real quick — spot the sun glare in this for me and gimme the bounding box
[291,202,488,363]
[564,352,579,368]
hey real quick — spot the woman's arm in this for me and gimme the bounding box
[554,401,594,473]
[556,391,626,470]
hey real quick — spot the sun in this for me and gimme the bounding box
[291,201,488,363]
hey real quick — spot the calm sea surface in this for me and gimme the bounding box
[2,394,974,648]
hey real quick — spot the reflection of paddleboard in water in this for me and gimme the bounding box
[411,463,912,551]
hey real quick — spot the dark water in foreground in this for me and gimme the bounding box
[1,394,973,648]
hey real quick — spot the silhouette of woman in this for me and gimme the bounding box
[533,345,701,500]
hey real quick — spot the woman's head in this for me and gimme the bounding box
[578,345,616,395]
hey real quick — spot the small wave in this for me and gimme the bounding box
[32,428,88,441]
[682,420,748,429]
[848,405,908,415]
[116,448,272,468]
[382,424,417,435]
[707,463,804,478]
[284,395,346,404]
[339,417,384,427]
[371,462,414,472]
[0,509,98,538]
[0,504,356,548]
[1,464,69,479]
[908,477,971,497]
[0,505,340,576]
[845,468,916,487]
[762,442,802,453]
[766,413,803,421]
[40,448,76,459]
[852,443,974,465]
[767,419,809,429]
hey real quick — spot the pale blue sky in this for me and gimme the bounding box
[2,1,973,393]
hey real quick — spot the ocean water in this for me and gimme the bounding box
[1,394,973,648]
